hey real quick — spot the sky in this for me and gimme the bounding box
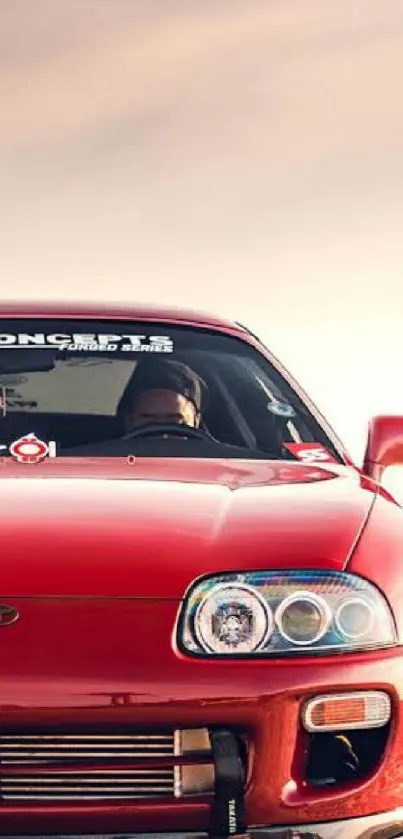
[1,0,403,489]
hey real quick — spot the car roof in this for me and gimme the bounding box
[0,300,245,333]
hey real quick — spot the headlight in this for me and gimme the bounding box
[178,570,398,657]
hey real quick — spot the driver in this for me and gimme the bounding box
[118,358,205,433]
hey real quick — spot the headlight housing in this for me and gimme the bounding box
[178,570,398,657]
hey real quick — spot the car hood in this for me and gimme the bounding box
[0,458,375,598]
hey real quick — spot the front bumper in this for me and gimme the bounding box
[1,609,403,835]
[3,814,403,839]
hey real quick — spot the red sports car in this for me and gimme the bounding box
[0,301,403,839]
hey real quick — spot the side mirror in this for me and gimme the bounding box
[363,415,403,481]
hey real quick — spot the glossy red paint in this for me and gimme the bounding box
[0,459,371,598]
[1,302,403,836]
[348,486,403,636]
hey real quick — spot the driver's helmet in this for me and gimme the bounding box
[116,357,206,424]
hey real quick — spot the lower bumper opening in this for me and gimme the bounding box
[305,723,390,788]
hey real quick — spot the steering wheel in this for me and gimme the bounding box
[122,422,216,442]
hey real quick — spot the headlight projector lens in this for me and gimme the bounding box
[335,597,374,640]
[194,583,273,654]
[275,590,332,645]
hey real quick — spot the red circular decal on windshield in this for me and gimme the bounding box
[9,434,50,464]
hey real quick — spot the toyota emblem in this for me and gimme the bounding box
[0,605,19,626]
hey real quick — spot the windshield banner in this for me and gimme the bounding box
[0,333,174,353]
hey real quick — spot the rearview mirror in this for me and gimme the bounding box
[363,415,403,481]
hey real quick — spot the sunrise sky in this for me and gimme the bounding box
[1,0,403,486]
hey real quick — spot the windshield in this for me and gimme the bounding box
[0,319,342,463]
